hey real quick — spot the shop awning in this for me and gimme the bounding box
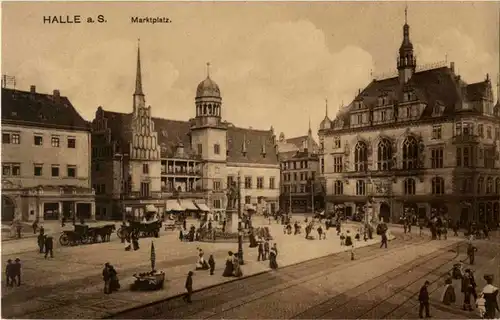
[195,203,210,212]
[166,200,184,212]
[145,205,158,213]
[180,200,199,211]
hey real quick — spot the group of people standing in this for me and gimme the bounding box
[36,227,54,259]
[102,262,120,294]
[5,258,22,287]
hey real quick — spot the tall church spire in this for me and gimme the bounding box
[308,116,312,135]
[397,5,416,84]
[134,39,144,96]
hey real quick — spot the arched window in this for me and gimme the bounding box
[486,177,493,194]
[354,141,368,172]
[404,178,416,195]
[402,137,419,170]
[432,177,445,195]
[477,177,484,195]
[377,139,393,171]
[334,180,343,195]
[496,178,500,195]
[356,180,365,195]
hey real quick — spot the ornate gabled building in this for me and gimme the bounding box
[277,119,322,213]
[91,44,280,222]
[318,12,500,226]
[1,85,95,222]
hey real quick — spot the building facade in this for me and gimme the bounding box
[277,124,322,213]
[1,85,95,222]
[318,15,500,226]
[91,45,280,220]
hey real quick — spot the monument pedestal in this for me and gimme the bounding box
[226,209,239,233]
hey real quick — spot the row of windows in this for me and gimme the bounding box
[456,122,500,140]
[282,171,315,182]
[331,177,500,196]
[281,160,310,170]
[2,163,77,178]
[2,132,77,148]
[282,183,316,193]
[242,176,276,189]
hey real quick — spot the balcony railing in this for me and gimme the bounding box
[161,168,201,176]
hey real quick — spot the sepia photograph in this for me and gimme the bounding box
[1,1,499,319]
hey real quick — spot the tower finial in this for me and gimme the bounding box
[325,98,328,118]
[405,4,408,24]
[206,62,211,78]
[308,116,312,135]
[134,39,144,95]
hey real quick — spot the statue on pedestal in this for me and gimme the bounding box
[226,182,238,211]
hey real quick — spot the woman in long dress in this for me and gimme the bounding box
[233,254,243,277]
[269,244,278,270]
[441,277,456,305]
[222,251,234,277]
[482,274,499,319]
[249,230,258,248]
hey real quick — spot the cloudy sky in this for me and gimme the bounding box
[2,1,499,139]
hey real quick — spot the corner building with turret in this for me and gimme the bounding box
[318,14,500,227]
[91,45,280,220]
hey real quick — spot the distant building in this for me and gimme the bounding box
[277,122,322,213]
[91,45,280,221]
[318,12,500,226]
[1,85,95,222]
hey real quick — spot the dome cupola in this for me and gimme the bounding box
[195,62,222,120]
[196,77,221,98]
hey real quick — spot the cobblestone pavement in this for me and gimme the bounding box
[1,216,389,319]
[109,238,500,320]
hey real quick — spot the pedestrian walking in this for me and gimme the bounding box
[418,280,431,318]
[5,259,15,287]
[481,274,499,319]
[32,218,39,234]
[222,218,226,233]
[462,269,474,311]
[269,243,278,270]
[183,271,193,303]
[380,231,388,249]
[13,258,21,286]
[37,232,46,253]
[208,255,215,275]
[257,240,264,261]
[476,293,486,319]
[317,225,324,240]
[467,243,477,265]
[102,263,111,294]
[264,240,270,260]
[44,235,54,259]
[441,277,456,305]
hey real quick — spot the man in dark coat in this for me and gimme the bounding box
[467,243,477,265]
[418,281,431,318]
[222,219,226,233]
[461,269,474,311]
[37,233,45,253]
[44,235,54,259]
[257,240,264,261]
[183,271,194,303]
[13,258,21,286]
[263,240,270,261]
[5,259,14,287]
[102,263,111,294]
[380,230,388,249]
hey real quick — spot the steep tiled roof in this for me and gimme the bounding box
[226,126,279,165]
[276,141,299,154]
[96,110,278,165]
[286,135,319,152]
[2,88,90,131]
[332,67,492,128]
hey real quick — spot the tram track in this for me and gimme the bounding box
[112,236,431,319]
[290,241,461,319]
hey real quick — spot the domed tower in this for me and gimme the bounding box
[397,6,417,84]
[190,63,227,201]
[319,98,332,130]
[194,62,223,127]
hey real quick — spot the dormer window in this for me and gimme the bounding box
[432,101,445,117]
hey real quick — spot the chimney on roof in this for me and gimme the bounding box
[450,62,455,73]
[30,85,36,93]
[53,89,60,102]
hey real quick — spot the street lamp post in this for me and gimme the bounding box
[115,153,129,222]
[237,171,244,265]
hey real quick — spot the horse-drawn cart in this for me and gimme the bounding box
[59,224,116,246]
[117,220,161,240]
